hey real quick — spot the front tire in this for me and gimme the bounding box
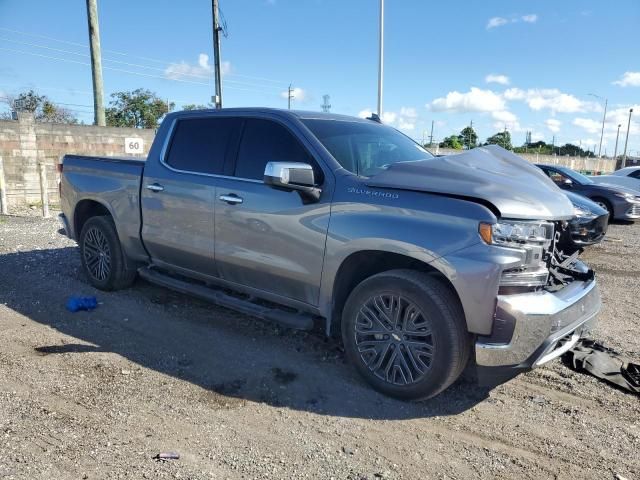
[79,216,137,291]
[341,270,470,400]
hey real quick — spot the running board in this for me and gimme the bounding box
[138,267,315,331]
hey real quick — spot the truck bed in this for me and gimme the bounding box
[60,154,147,261]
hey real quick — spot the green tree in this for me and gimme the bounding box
[0,89,77,123]
[485,131,512,150]
[458,126,478,150]
[182,103,214,111]
[106,89,172,128]
[440,135,463,150]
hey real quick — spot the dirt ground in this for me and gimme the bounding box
[0,213,638,480]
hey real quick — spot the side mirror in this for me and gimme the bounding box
[562,179,573,188]
[264,162,321,203]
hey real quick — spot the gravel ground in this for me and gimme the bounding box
[0,213,638,480]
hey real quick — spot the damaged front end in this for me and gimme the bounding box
[474,220,601,383]
[546,222,595,291]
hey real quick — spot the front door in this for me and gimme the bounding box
[214,117,332,306]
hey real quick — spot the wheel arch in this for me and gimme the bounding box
[323,249,465,337]
[73,198,114,239]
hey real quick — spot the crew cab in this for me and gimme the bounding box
[59,109,601,400]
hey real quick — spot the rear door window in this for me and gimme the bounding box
[165,117,240,174]
[629,170,640,179]
[234,118,321,182]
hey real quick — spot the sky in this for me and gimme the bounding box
[0,0,638,155]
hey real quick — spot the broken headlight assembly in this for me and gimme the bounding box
[479,220,554,287]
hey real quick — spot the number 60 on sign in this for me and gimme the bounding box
[125,137,144,154]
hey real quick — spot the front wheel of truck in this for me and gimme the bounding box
[79,215,137,291]
[341,269,470,400]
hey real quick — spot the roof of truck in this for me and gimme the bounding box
[166,107,371,123]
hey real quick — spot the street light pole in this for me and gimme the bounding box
[613,124,621,164]
[622,108,634,166]
[377,0,384,118]
[588,93,607,158]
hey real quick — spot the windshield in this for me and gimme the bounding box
[302,119,434,176]
[558,167,594,185]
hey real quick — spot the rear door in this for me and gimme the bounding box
[141,115,241,276]
[213,117,333,306]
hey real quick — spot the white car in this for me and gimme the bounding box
[590,166,640,193]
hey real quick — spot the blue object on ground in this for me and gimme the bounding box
[66,296,98,312]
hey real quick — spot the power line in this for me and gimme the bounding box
[0,46,283,96]
[0,36,283,91]
[0,26,287,85]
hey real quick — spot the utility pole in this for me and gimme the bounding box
[377,0,384,117]
[588,93,607,158]
[85,0,105,126]
[287,84,294,110]
[613,123,622,164]
[622,108,634,166]
[429,120,434,147]
[212,0,223,109]
[598,99,607,157]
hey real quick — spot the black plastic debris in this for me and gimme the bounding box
[563,339,639,394]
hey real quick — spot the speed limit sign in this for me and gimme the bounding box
[125,137,144,154]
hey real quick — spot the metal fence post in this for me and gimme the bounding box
[38,161,50,218]
[0,156,8,215]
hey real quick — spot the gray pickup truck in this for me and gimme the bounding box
[59,108,601,400]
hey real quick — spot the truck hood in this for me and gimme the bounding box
[367,145,574,220]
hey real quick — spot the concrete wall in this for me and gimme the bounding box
[434,147,617,173]
[0,113,155,207]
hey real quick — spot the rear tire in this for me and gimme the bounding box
[341,269,470,400]
[79,216,137,291]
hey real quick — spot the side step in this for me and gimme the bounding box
[138,267,315,331]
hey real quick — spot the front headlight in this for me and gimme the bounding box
[614,192,635,201]
[572,203,596,218]
[479,220,554,288]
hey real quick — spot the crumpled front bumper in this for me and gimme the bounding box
[475,278,600,370]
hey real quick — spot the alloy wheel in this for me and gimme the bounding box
[83,227,112,282]
[354,294,434,386]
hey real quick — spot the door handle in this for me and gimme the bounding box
[146,183,164,192]
[219,194,243,205]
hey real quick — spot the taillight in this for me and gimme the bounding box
[57,162,63,198]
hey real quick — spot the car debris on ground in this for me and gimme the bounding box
[563,339,639,394]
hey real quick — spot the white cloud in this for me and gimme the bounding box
[165,53,211,80]
[358,107,417,131]
[492,110,517,123]
[428,87,505,113]
[545,118,561,133]
[613,72,640,87]
[280,87,308,103]
[573,117,600,134]
[489,110,522,132]
[485,74,510,86]
[487,14,538,29]
[504,87,598,113]
[487,17,509,29]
